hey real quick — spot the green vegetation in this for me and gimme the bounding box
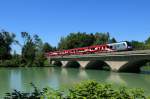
[141,63,150,71]
[58,32,150,51]
[130,39,150,50]
[0,30,55,67]
[5,80,150,99]
[0,30,150,67]
[58,32,117,50]
[58,32,150,50]
[0,30,17,61]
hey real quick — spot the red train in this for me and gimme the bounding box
[46,41,132,57]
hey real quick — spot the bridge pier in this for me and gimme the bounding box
[78,61,90,69]
[61,61,69,67]
[105,61,128,72]
[50,61,55,65]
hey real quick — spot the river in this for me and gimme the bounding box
[0,67,150,98]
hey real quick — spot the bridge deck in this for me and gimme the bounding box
[49,50,150,61]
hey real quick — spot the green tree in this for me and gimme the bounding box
[130,40,145,50]
[21,32,45,67]
[145,37,150,49]
[42,42,53,53]
[109,37,117,43]
[145,37,150,44]
[93,32,110,45]
[0,30,16,60]
[58,32,117,50]
[58,32,95,49]
[58,37,68,49]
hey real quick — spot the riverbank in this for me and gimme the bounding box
[0,59,53,67]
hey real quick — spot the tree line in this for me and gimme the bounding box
[58,32,150,50]
[58,32,116,49]
[0,30,150,67]
[0,30,55,67]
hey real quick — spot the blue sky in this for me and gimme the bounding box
[0,0,150,53]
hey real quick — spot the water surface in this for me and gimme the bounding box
[0,67,150,98]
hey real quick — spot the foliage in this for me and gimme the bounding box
[68,80,146,99]
[130,40,146,50]
[145,37,150,45]
[94,32,110,45]
[0,52,22,67]
[4,83,42,99]
[58,32,150,51]
[0,31,54,67]
[1,30,150,67]
[58,32,115,50]
[33,51,46,67]
[4,80,149,99]
[42,42,54,53]
[0,30,17,60]
[21,32,46,67]
[58,32,96,49]
[130,36,150,50]
[109,37,117,43]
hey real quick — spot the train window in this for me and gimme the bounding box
[109,46,113,49]
[123,43,126,46]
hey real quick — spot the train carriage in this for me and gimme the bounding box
[47,41,132,57]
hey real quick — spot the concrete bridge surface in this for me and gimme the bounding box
[47,50,150,73]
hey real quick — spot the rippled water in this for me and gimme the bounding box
[0,67,150,98]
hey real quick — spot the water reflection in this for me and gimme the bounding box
[0,69,11,98]
[78,70,89,79]
[60,68,81,87]
[61,68,68,76]
[106,72,126,85]
[10,69,22,90]
[0,67,150,98]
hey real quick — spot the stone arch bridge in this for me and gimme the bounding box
[47,50,150,73]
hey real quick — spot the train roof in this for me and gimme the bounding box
[107,41,128,45]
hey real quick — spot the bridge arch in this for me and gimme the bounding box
[52,60,62,67]
[81,60,111,70]
[119,59,150,73]
[63,61,80,68]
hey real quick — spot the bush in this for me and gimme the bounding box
[4,80,149,99]
[0,59,20,67]
[68,80,146,99]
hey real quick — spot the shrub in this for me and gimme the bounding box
[4,80,149,99]
[0,60,20,67]
[68,80,146,99]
